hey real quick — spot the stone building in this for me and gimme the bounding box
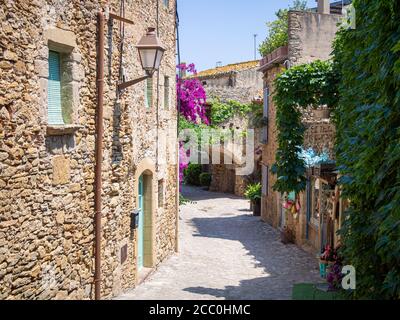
[194,61,263,196]
[0,0,178,299]
[259,0,346,254]
[196,60,263,105]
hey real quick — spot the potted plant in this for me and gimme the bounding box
[319,244,340,278]
[244,183,262,216]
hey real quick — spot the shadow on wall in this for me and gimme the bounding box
[112,101,122,164]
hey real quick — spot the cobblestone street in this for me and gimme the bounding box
[116,186,320,300]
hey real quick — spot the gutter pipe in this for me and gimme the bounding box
[94,11,105,301]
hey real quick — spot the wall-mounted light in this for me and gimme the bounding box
[118,27,165,91]
[137,27,165,75]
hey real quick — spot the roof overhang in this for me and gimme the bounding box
[258,46,289,73]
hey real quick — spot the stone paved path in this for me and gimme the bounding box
[116,186,321,300]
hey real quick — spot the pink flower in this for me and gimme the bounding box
[176,63,209,125]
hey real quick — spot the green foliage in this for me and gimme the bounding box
[179,115,209,139]
[259,0,307,57]
[272,60,339,194]
[210,99,252,125]
[333,0,400,299]
[184,164,203,186]
[199,172,212,187]
[244,183,262,201]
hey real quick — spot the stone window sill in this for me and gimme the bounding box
[46,124,84,136]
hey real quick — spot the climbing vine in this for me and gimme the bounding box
[272,60,339,194]
[333,0,400,299]
[210,99,253,125]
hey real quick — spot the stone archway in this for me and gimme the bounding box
[208,146,247,196]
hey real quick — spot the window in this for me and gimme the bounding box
[262,165,269,196]
[163,0,169,8]
[48,51,64,125]
[262,86,269,143]
[145,77,153,108]
[47,49,75,126]
[164,76,170,109]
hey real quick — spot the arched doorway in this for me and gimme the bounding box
[134,158,156,283]
[137,175,144,270]
[137,172,154,272]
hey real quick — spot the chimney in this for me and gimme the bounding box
[317,0,330,14]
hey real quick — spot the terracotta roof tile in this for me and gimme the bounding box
[192,60,260,79]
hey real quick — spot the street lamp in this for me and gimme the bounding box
[137,27,165,75]
[118,27,166,91]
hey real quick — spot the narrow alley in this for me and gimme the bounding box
[117,186,320,300]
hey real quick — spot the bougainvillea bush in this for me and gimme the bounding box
[179,142,190,183]
[177,63,209,183]
[177,63,208,125]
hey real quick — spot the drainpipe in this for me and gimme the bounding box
[175,0,181,253]
[94,11,105,301]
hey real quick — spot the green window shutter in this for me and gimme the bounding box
[145,78,153,108]
[48,51,64,125]
[164,76,170,109]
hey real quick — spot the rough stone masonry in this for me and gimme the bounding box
[0,0,178,299]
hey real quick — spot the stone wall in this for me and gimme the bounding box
[203,67,263,197]
[288,10,341,66]
[0,0,178,300]
[303,120,336,158]
[202,67,263,105]
[260,66,285,226]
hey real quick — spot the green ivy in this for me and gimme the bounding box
[210,99,253,125]
[272,60,339,194]
[333,0,400,299]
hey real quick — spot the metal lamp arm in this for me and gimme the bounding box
[118,74,150,91]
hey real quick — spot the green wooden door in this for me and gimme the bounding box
[137,175,144,270]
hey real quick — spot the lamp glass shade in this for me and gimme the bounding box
[136,27,166,75]
[154,50,164,70]
[139,49,157,71]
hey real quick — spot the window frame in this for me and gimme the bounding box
[48,50,65,125]
[164,76,170,110]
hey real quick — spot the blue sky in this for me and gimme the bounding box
[178,0,317,72]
